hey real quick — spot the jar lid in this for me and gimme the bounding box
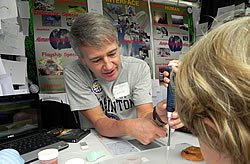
[38,149,58,160]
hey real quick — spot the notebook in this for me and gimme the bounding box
[0,93,69,163]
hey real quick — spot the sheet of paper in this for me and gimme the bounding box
[20,18,29,36]
[211,4,235,28]
[235,3,246,17]
[217,4,235,21]
[2,19,19,36]
[0,33,25,56]
[17,1,30,18]
[87,0,103,14]
[97,134,139,155]
[3,17,17,23]
[196,22,208,37]
[1,59,27,85]
[0,0,18,19]
[192,6,201,26]
[0,74,14,96]
[0,58,6,75]
[5,35,19,48]
[246,7,250,15]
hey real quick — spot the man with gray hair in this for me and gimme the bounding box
[64,12,183,145]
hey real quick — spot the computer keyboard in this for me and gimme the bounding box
[0,132,61,155]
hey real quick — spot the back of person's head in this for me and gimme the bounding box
[176,16,250,164]
[0,149,24,164]
[69,12,118,56]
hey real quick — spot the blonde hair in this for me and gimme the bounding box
[176,16,250,164]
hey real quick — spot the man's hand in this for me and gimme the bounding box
[154,99,184,129]
[128,118,166,145]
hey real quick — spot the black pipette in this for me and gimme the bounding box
[166,68,176,150]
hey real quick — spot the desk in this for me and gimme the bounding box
[30,130,206,164]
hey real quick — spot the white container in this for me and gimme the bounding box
[38,148,59,164]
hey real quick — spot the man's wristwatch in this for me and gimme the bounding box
[152,106,165,127]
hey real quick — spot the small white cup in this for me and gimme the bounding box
[38,148,58,164]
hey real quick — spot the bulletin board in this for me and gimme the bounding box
[32,0,87,93]
[150,2,194,83]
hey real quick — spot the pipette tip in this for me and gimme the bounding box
[167,146,170,150]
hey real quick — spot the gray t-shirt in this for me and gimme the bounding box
[64,55,152,127]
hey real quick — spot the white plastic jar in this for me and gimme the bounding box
[38,148,59,164]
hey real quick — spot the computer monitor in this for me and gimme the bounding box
[0,93,40,141]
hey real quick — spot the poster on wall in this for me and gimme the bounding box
[32,0,87,93]
[150,2,194,83]
[102,0,153,73]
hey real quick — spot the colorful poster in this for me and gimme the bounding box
[102,0,153,72]
[150,2,194,82]
[32,0,87,93]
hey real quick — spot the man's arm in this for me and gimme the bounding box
[81,104,166,145]
[81,106,131,137]
[136,103,153,119]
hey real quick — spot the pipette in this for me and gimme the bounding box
[166,68,176,150]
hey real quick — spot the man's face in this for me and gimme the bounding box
[79,41,121,82]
